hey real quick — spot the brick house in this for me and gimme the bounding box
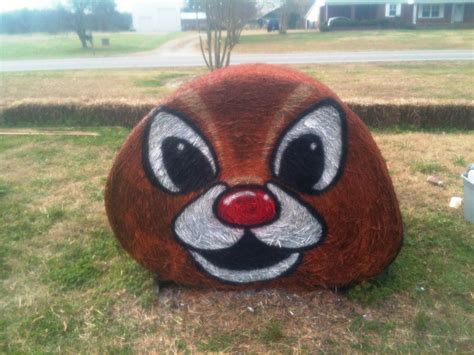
[305,0,474,28]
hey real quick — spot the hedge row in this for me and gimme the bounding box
[0,101,472,130]
[320,19,414,32]
[350,102,474,130]
[0,101,155,128]
[319,20,473,32]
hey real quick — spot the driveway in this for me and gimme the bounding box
[0,49,472,72]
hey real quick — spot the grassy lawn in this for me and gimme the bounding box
[0,32,182,60]
[1,61,472,106]
[0,126,472,352]
[236,28,474,53]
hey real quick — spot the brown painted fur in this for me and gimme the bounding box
[105,64,403,290]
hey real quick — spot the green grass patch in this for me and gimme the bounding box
[46,241,107,291]
[0,32,182,60]
[414,311,430,333]
[135,72,191,87]
[0,128,472,352]
[349,322,394,351]
[0,180,9,198]
[348,211,473,310]
[18,307,77,348]
[453,156,467,167]
[260,320,285,344]
[197,333,235,352]
[410,160,446,174]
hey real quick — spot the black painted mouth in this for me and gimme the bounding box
[196,230,293,271]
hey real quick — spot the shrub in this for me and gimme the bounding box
[1,101,472,130]
[321,18,415,31]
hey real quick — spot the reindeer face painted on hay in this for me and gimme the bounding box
[106,64,403,289]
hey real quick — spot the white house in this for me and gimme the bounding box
[305,2,321,27]
[305,0,474,28]
[132,0,182,32]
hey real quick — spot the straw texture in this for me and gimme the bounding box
[105,64,403,289]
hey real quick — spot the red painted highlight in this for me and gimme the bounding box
[217,187,277,227]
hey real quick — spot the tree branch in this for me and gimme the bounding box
[197,8,210,69]
[199,0,256,71]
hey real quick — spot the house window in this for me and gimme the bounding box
[419,4,444,18]
[385,4,401,17]
[422,6,430,17]
[389,4,397,16]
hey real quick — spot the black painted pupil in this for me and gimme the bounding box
[162,137,214,193]
[279,134,324,193]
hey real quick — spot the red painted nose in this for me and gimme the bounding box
[216,186,277,227]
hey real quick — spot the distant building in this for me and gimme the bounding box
[305,0,474,28]
[305,2,321,28]
[181,12,207,31]
[259,0,314,29]
[132,1,181,32]
[256,0,283,17]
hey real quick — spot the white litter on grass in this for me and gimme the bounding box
[449,197,463,209]
[426,175,444,187]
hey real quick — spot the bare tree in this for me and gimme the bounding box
[197,0,256,71]
[68,0,118,49]
[279,0,311,35]
[279,0,289,34]
[69,0,94,48]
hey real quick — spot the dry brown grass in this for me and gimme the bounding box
[300,62,474,104]
[235,29,474,53]
[0,62,472,107]
[376,132,473,213]
[1,62,472,130]
[0,70,202,107]
[127,288,423,353]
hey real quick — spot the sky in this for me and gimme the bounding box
[0,0,185,13]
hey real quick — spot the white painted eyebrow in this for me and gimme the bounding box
[147,110,216,192]
[273,104,343,191]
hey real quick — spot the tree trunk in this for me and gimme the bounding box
[198,0,255,71]
[279,2,288,34]
[76,30,88,48]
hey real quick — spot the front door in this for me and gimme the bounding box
[453,4,464,23]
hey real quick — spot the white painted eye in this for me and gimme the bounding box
[272,101,346,194]
[144,109,217,194]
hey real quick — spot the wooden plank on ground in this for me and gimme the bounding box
[0,129,99,136]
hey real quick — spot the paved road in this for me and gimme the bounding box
[0,50,472,72]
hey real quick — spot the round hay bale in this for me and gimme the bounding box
[105,64,403,289]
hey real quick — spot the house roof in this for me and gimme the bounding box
[412,0,473,3]
[315,0,473,5]
[317,0,403,4]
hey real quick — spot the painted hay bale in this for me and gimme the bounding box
[105,64,403,289]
